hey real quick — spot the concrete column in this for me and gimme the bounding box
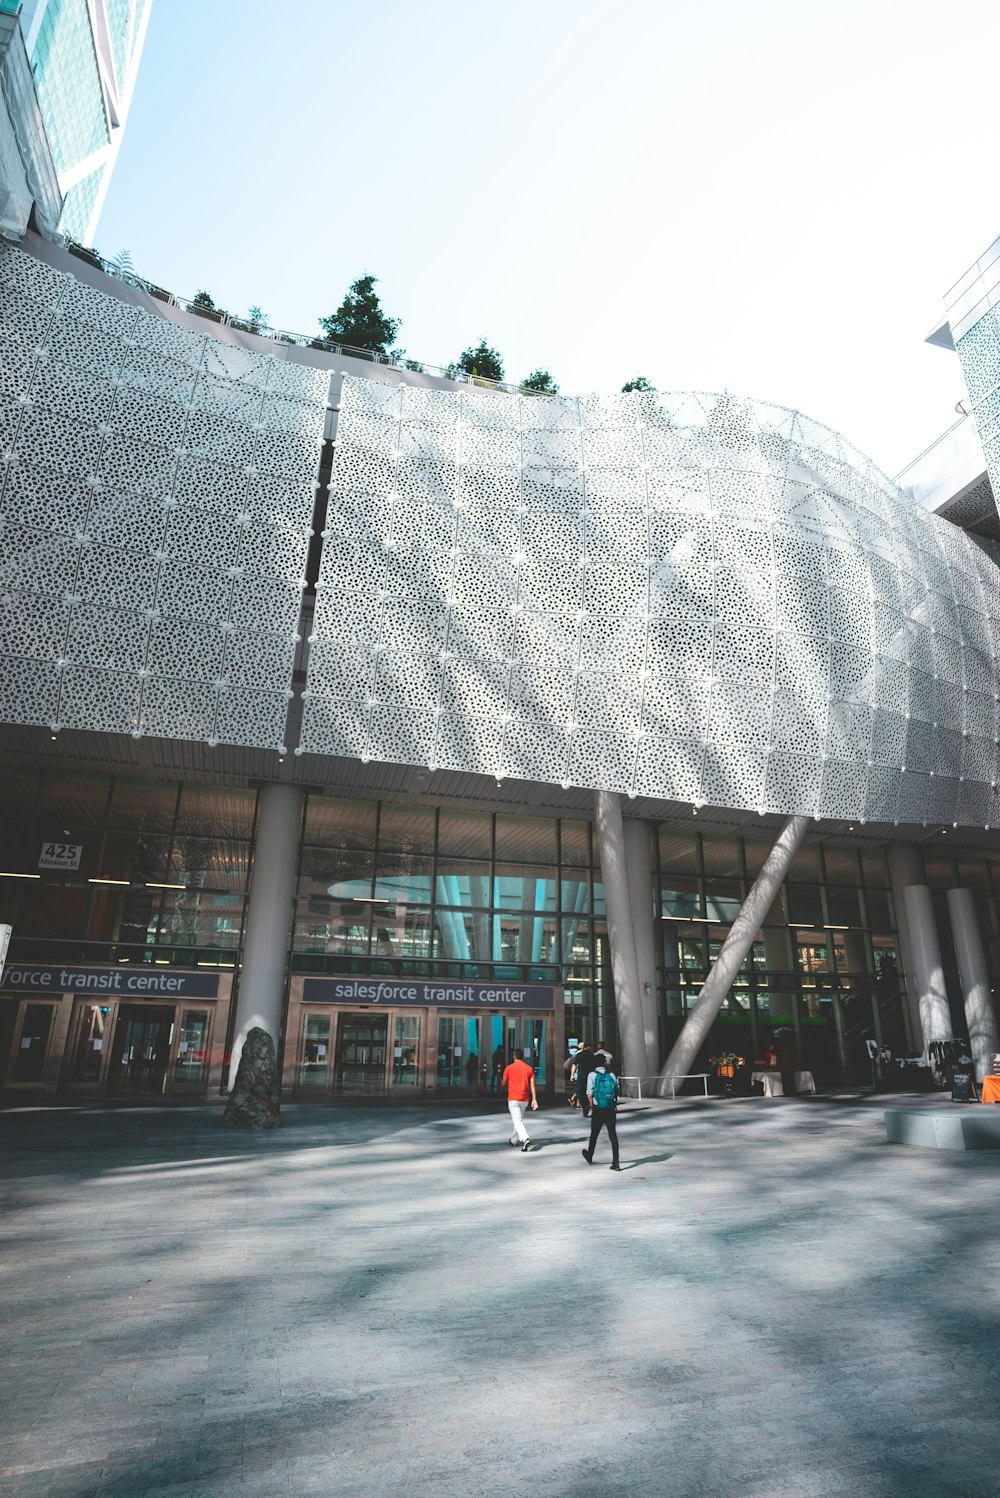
[227,782,304,1087]
[658,815,809,1091]
[946,887,999,1081]
[887,844,926,1050]
[593,790,651,1080]
[902,884,953,1056]
[623,817,661,1069]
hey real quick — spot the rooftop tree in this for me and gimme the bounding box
[621,375,655,393]
[521,368,559,394]
[456,338,504,383]
[318,273,401,353]
[190,289,224,321]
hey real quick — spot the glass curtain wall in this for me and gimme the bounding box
[655,829,917,1079]
[291,798,610,1046]
[0,768,256,968]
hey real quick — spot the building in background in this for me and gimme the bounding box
[1,233,999,1104]
[0,0,61,238]
[22,0,152,241]
[0,0,151,244]
[897,234,1000,546]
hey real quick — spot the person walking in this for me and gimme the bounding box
[573,1042,596,1118]
[502,1046,538,1153]
[563,1047,581,1108]
[581,1054,621,1170]
[490,1044,506,1095]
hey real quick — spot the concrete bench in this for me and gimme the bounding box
[885,1107,1000,1151]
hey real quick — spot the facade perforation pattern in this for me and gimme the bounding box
[0,245,326,748]
[4,244,1000,825]
[301,377,1000,827]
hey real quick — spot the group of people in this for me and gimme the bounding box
[499,1042,621,1170]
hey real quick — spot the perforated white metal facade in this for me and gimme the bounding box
[0,245,325,748]
[3,243,1000,828]
[299,375,1000,827]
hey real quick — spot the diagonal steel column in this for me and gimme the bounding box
[658,815,810,1093]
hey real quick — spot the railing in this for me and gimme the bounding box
[618,1073,711,1100]
[62,239,545,397]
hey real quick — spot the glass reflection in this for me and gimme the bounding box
[299,1012,331,1090]
[391,1015,420,1087]
[174,1009,210,1086]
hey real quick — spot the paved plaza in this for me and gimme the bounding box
[1,1093,998,1498]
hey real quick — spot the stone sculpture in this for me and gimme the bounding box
[220,1026,280,1129]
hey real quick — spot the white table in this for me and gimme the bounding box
[751,1070,816,1097]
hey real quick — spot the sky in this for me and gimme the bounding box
[95,0,1000,478]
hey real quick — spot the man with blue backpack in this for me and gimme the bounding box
[581,1055,621,1171]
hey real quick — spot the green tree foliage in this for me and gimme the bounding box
[318,274,401,353]
[189,289,224,322]
[457,339,504,383]
[247,305,268,334]
[521,368,559,394]
[621,375,655,393]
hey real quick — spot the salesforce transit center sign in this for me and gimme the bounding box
[302,977,556,1010]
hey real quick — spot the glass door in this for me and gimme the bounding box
[521,1017,548,1087]
[436,1014,482,1090]
[107,1004,175,1094]
[335,1013,388,1095]
[478,1013,548,1089]
[68,1001,114,1086]
[172,1009,211,1090]
[10,1003,56,1085]
[390,1015,421,1090]
[482,1014,507,1093]
[298,1011,332,1093]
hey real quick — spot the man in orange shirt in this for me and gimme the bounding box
[502,1047,538,1153]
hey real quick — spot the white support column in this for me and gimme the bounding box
[946,887,999,1081]
[902,884,953,1055]
[623,817,660,1071]
[227,782,304,1087]
[658,815,809,1092]
[594,790,651,1080]
[887,844,926,1051]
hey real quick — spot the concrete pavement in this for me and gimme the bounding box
[1,1093,998,1498]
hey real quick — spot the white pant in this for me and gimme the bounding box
[508,1100,530,1143]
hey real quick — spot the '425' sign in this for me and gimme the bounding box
[38,843,83,871]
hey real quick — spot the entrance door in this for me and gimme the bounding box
[10,1002,56,1086]
[390,1014,421,1091]
[107,1005,175,1094]
[335,1013,388,1095]
[172,1009,212,1090]
[442,1013,549,1093]
[436,1014,482,1090]
[68,1001,114,1086]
